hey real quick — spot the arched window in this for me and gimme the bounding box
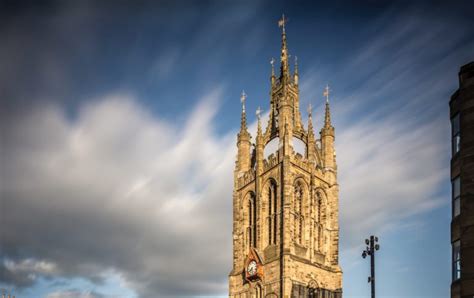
[294,182,304,245]
[308,280,319,298]
[315,192,325,252]
[247,193,257,248]
[317,192,322,222]
[268,181,278,245]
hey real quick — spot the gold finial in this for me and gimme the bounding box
[240,90,247,113]
[278,14,288,33]
[323,84,330,103]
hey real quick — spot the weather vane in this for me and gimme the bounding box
[323,84,330,103]
[278,14,288,32]
[240,90,247,112]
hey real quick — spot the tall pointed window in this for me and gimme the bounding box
[248,193,257,248]
[268,181,278,245]
[452,113,460,155]
[294,183,304,245]
[316,193,324,252]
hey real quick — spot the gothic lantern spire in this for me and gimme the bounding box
[278,14,290,80]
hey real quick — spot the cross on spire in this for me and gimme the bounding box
[323,85,333,128]
[323,84,330,103]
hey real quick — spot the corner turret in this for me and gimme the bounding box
[237,90,251,172]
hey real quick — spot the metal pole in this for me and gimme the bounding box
[370,235,375,298]
[362,235,380,298]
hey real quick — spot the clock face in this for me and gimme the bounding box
[247,260,257,276]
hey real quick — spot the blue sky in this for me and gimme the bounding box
[1,0,473,297]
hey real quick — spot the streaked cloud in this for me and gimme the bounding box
[1,89,234,296]
[1,1,473,297]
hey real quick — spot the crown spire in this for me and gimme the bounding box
[278,14,290,79]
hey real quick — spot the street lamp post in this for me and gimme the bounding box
[362,235,380,298]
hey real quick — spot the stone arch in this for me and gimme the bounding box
[308,279,319,289]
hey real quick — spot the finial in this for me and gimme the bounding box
[294,55,299,84]
[278,14,290,79]
[308,101,314,131]
[239,90,249,134]
[278,14,288,33]
[240,90,247,113]
[270,58,275,76]
[323,84,330,103]
[256,106,262,121]
[323,85,332,128]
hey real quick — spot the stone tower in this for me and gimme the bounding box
[229,16,343,298]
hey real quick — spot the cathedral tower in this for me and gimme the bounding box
[229,16,343,298]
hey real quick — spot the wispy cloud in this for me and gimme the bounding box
[1,89,234,296]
